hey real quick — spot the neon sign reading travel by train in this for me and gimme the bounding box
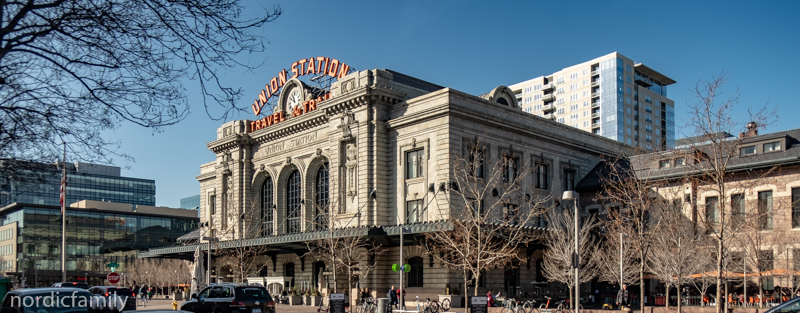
[250,57,351,116]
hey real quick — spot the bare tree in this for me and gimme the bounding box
[216,196,269,283]
[595,228,639,289]
[648,191,708,313]
[596,155,668,312]
[732,192,790,307]
[305,217,384,312]
[690,256,718,308]
[682,72,776,313]
[0,0,281,166]
[423,143,550,312]
[541,207,601,309]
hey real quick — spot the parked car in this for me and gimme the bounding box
[1,287,95,313]
[52,282,91,289]
[764,296,800,313]
[181,284,275,313]
[88,286,136,312]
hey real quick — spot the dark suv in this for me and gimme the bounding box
[182,284,275,313]
[52,282,91,289]
[88,286,137,312]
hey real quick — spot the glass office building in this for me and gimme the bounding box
[179,195,200,209]
[0,162,156,207]
[0,201,197,287]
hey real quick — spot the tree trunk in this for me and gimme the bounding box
[677,278,682,313]
[348,270,353,313]
[640,262,645,312]
[665,285,669,308]
[758,274,764,307]
[716,238,724,313]
[568,283,574,310]
[465,276,470,313]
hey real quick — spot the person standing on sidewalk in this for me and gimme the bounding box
[388,286,398,310]
[616,284,630,312]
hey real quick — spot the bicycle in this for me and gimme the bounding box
[440,298,451,312]
[521,299,538,313]
[358,297,376,313]
[501,298,525,313]
[415,296,440,313]
[539,296,565,311]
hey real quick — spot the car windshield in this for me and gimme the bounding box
[234,287,272,301]
[8,291,91,313]
[768,297,800,313]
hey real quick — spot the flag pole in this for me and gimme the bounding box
[61,141,67,282]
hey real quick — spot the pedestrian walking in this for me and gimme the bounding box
[388,286,398,310]
[616,284,631,312]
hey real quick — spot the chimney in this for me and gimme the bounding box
[739,122,758,138]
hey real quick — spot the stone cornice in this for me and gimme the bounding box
[196,172,216,182]
[207,133,254,154]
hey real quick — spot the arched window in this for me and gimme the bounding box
[315,163,329,230]
[261,176,274,236]
[286,170,302,234]
[408,256,424,287]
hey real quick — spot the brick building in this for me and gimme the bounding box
[576,125,800,297]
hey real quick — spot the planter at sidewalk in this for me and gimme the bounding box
[438,295,463,308]
[310,296,322,307]
[288,296,302,305]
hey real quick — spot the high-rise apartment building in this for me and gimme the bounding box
[509,52,676,149]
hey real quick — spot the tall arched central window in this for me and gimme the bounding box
[286,170,302,234]
[315,163,329,230]
[261,176,274,236]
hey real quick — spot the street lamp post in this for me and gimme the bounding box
[562,191,579,313]
[17,257,28,288]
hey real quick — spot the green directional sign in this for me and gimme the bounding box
[107,262,120,272]
[392,264,398,272]
[404,264,411,272]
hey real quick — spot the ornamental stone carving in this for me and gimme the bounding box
[345,143,357,201]
[339,109,356,140]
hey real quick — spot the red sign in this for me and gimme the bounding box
[107,272,120,284]
[251,57,350,116]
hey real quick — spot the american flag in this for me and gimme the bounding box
[59,165,67,212]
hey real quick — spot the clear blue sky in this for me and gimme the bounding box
[105,0,800,207]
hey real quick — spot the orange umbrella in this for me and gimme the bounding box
[761,268,800,276]
[686,271,744,278]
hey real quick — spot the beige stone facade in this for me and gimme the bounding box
[165,68,637,299]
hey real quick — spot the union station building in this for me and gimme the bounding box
[141,64,632,300]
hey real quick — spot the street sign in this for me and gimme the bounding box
[471,296,488,313]
[107,272,120,284]
[330,293,345,313]
[106,263,120,272]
